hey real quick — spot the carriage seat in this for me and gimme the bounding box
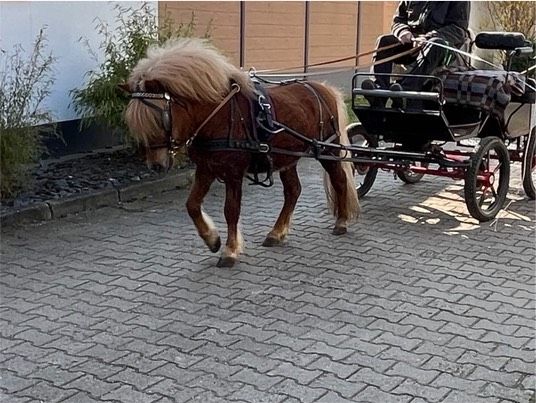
[475,32,529,51]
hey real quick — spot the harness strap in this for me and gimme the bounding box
[187,83,242,147]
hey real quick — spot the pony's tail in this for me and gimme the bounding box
[323,86,360,222]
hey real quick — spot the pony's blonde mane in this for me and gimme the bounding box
[129,38,253,103]
[125,38,254,145]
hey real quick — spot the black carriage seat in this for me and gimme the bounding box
[475,32,530,51]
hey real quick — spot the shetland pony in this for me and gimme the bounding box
[122,38,359,267]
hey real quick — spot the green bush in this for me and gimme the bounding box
[0,28,56,199]
[71,2,212,134]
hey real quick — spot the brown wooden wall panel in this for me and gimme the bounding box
[357,2,397,65]
[159,1,398,71]
[159,2,240,65]
[383,1,399,32]
[243,2,305,70]
[308,2,358,68]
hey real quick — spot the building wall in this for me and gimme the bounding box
[160,1,241,65]
[308,2,359,68]
[0,1,153,122]
[244,2,305,70]
[159,1,397,72]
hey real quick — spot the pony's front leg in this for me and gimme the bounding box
[186,169,221,253]
[217,178,244,268]
[263,165,301,247]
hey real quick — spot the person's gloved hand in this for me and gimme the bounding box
[413,35,427,47]
[399,31,414,45]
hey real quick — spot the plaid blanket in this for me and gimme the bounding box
[438,68,526,119]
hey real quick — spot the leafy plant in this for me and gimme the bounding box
[71,2,212,133]
[0,28,56,199]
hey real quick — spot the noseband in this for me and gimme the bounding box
[130,83,242,155]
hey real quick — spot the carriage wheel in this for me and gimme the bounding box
[522,128,536,200]
[347,123,378,198]
[396,165,426,184]
[464,137,510,222]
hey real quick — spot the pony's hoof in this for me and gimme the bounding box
[217,256,237,268]
[208,237,221,253]
[262,236,282,247]
[332,226,347,235]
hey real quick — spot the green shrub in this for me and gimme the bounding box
[0,28,56,199]
[71,2,212,134]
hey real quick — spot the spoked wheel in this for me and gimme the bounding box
[396,164,426,184]
[464,137,510,222]
[347,123,378,198]
[522,127,536,200]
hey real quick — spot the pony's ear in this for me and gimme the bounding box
[117,83,131,94]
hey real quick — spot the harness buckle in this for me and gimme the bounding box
[258,143,270,153]
[258,95,271,110]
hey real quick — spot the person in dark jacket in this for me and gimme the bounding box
[366,1,470,96]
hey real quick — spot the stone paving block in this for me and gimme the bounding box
[0,370,37,393]
[479,381,535,402]
[309,373,366,399]
[227,384,287,403]
[229,352,281,374]
[353,385,413,403]
[348,367,405,393]
[268,378,328,402]
[229,367,284,391]
[392,378,450,402]
[386,362,440,384]
[17,381,78,402]
[307,356,360,379]
[441,390,501,403]
[101,384,160,403]
[29,365,84,387]
[315,390,359,403]
[63,374,121,399]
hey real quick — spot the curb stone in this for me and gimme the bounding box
[0,169,194,227]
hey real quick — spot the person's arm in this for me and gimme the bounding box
[391,2,413,43]
[425,2,470,47]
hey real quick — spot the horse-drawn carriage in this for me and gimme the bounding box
[349,31,535,222]
[123,31,534,266]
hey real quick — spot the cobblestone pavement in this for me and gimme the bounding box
[1,159,534,403]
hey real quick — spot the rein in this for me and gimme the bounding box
[255,46,420,78]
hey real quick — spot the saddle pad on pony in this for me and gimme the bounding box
[439,69,525,119]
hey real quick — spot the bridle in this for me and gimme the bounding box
[130,91,183,155]
[130,83,242,156]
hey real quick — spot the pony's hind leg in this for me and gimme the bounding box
[186,168,221,253]
[263,165,302,247]
[321,160,360,235]
[218,178,244,268]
